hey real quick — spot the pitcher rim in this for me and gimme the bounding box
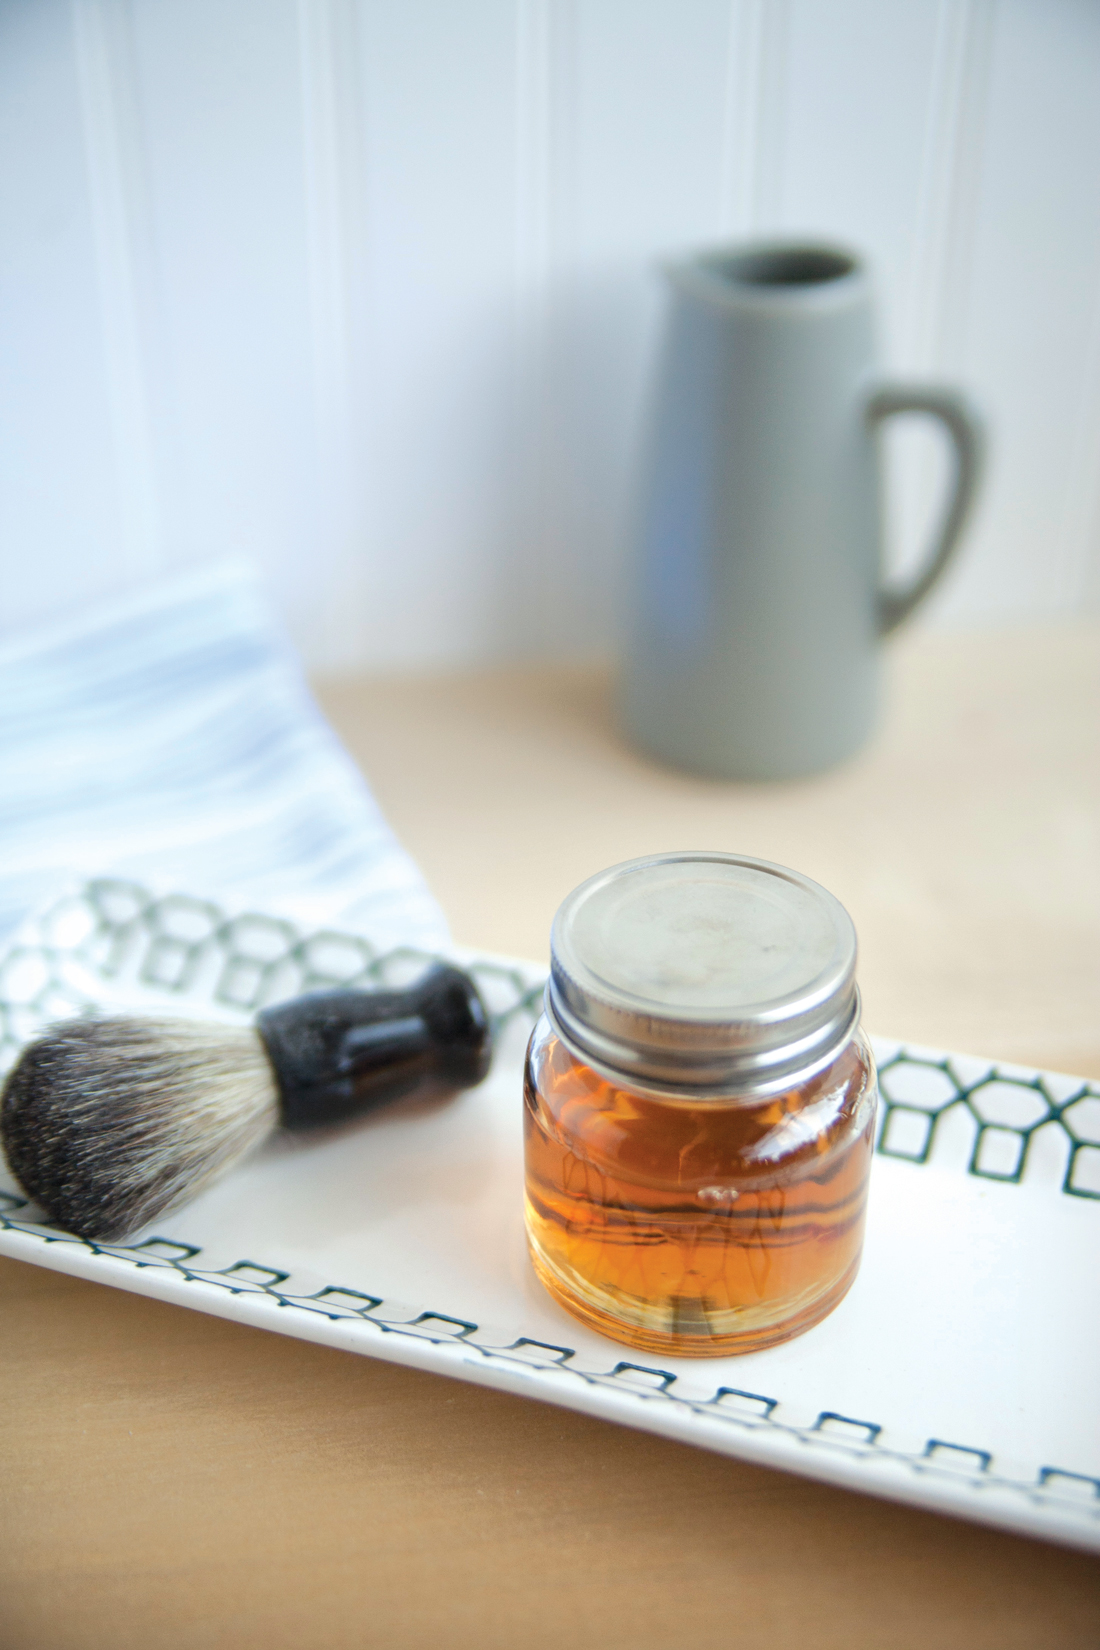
[661,237,871,312]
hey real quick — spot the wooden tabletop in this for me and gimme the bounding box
[2,623,1099,1649]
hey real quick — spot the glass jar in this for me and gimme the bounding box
[523,852,877,1356]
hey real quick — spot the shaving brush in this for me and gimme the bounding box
[0,963,490,1243]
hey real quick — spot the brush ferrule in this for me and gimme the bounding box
[256,964,491,1129]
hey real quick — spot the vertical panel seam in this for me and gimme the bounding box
[720,0,790,237]
[915,0,998,376]
[886,0,996,614]
[515,0,571,649]
[71,0,162,580]
[752,0,790,231]
[904,0,964,371]
[1058,284,1100,611]
[297,0,365,666]
[515,0,553,321]
[719,0,761,236]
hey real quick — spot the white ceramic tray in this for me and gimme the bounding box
[1,880,1098,1553]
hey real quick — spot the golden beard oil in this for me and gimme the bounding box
[523,853,878,1356]
[524,1022,875,1355]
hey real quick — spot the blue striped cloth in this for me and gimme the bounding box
[0,565,450,952]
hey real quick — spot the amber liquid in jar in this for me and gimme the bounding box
[524,1019,876,1356]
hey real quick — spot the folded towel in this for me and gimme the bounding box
[0,564,450,953]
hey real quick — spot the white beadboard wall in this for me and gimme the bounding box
[1,0,1098,670]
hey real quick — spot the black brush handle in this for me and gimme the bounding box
[256,963,492,1129]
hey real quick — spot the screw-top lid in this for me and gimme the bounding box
[547,852,860,1098]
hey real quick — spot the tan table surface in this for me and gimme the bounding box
[2,623,1099,1650]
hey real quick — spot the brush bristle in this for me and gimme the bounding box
[0,1018,279,1242]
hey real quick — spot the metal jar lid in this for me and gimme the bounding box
[546,852,860,1098]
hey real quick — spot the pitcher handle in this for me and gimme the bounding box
[866,383,986,636]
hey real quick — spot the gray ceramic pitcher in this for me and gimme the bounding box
[619,241,984,779]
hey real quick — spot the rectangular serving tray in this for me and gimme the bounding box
[1,879,1097,1552]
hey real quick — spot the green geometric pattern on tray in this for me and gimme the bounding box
[0,1185,1096,1516]
[876,1050,1100,1199]
[0,877,543,1063]
[1,878,1098,1519]
[1,878,1097,1200]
